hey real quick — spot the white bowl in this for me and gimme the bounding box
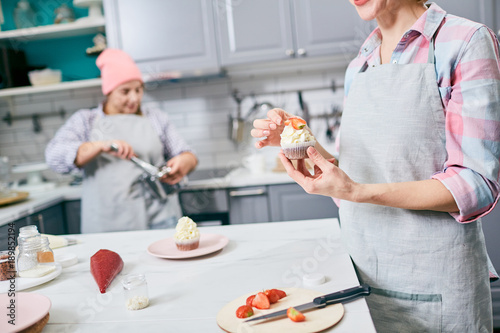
[28,69,62,86]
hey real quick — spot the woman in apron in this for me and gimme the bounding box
[46,49,197,233]
[252,1,500,332]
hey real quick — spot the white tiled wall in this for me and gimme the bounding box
[0,61,347,182]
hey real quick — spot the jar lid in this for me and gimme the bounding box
[56,253,78,268]
[302,273,326,287]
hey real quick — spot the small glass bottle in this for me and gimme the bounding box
[17,224,41,272]
[17,237,40,272]
[13,0,36,29]
[37,237,54,263]
[122,274,149,310]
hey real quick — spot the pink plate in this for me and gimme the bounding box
[0,292,51,333]
[147,234,229,259]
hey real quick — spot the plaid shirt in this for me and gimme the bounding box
[343,3,500,223]
[45,104,192,174]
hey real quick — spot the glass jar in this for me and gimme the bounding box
[37,237,54,263]
[17,236,41,272]
[0,250,15,282]
[13,0,36,29]
[122,274,149,310]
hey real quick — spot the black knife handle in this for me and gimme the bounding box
[313,284,371,308]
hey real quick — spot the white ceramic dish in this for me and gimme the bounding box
[0,263,62,293]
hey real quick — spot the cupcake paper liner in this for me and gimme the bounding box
[281,141,316,159]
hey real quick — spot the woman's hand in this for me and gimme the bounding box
[161,152,198,185]
[279,146,359,201]
[251,108,296,149]
[102,140,135,160]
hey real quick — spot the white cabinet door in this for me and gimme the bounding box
[292,0,368,58]
[215,0,370,66]
[104,0,219,74]
[215,0,294,65]
[432,0,495,28]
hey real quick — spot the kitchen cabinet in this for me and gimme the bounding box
[215,0,368,66]
[481,205,500,328]
[268,183,338,222]
[433,0,495,29]
[228,186,270,224]
[0,203,66,248]
[64,199,81,234]
[103,0,219,76]
[0,1,104,97]
[26,204,67,235]
[0,217,27,249]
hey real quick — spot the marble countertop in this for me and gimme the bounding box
[27,219,375,332]
[0,168,295,227]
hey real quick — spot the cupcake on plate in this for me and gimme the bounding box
[174,216,200,251]
[280,117,316,159]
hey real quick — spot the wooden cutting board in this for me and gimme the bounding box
[217,288,344,333]
[0,191,29,206]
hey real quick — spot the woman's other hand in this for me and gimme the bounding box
[103,140,135,160]
[251,108,296,149]
[161,152,198,185]
[279,146,359,201]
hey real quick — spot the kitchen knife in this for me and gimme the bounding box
[244,284,370,323]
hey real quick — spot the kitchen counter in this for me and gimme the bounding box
[23,218,376,332]
[0,168,295,227]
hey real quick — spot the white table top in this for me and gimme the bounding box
[29,219,375,332]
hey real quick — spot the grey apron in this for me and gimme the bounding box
[81,112,181,233]
[339,39,492,332]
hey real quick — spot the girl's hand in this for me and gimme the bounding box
[102,140,135,160]
[279,146,360,202]
[251,108,296,149]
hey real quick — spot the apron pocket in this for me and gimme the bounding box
[368,287,442,333]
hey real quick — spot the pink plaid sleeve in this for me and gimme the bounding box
[432,26,500,222]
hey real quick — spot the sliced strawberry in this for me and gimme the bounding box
[271,289,287,299]
[264,289,280,304]
[291,118,306,130]
[252,292,270,309]
[236,305,254,318]
[284,119,291,126]
[287,307,306,322]
[246,295,256,307]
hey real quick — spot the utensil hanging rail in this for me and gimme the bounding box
[234,80,342,99]
[2,108,66,132]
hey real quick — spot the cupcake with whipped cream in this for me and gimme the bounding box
[174,216,200,251]
[280,117,316,159]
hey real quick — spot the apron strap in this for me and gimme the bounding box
[358,33,436,73]
[427,36,436,64]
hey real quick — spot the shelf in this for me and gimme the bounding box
[0,17,105,42]
[0,78,101,98]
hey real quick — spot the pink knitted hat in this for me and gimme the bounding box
[96,49,143,95]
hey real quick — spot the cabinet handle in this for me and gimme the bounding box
[285,49,295,57]
[229,189,266,197]
[297,48,307,56]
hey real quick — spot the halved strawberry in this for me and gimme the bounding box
[271,289,287,299]
[291,118,306,130]
[264,289,280,304]
[236,305,254,318]
[287,307,305,322]
[252,292,270,309]
[246,295,256,307]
